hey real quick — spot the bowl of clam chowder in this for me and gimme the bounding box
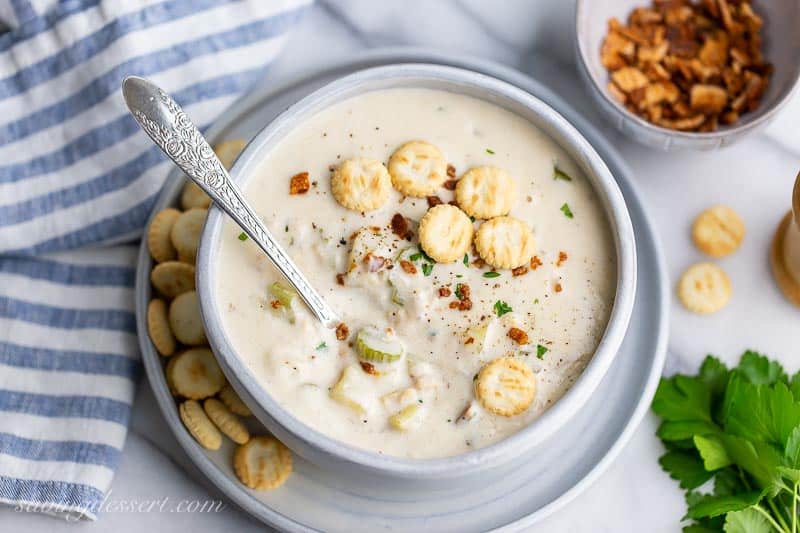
[197,64,636,486]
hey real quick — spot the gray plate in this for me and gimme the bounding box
[134,48,669,532]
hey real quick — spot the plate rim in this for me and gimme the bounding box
[134,46,669,532]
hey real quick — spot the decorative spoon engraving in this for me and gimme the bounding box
[122,76,340,329]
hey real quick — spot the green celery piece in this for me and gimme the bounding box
[685,490,765,520]
[268,282,296,323]
[659,450,714,490]
[722,507,771,533]
[738,350,787,385]
[693,435,732,471]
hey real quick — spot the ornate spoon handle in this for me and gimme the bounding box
[122,76,340,329]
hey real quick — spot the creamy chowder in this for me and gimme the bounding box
[215,88,616,458]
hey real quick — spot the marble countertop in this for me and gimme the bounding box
[4,1,799,531]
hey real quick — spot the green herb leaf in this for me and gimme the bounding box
[315,341,327,350]
[686,491,765,520]
[553,166,573,181]
[536,345,548,359]
[560,203,574,219]
[737,350,787,386]
[454,283,464,300]
[238,232,248,241]
[483,271,500,278]
[486,148,495,154]
[659,450,714,490]
[722,507,771,533]
[470,216,476,223]
[693,435,731,471]
[463,253,469,266]
[493,300,512,317]
[409,252,423,262]
[421,263,433,276]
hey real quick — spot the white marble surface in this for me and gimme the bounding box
[4,0,799,531]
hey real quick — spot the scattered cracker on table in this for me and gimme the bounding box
[150,261,195,298]
[388,141,447,197]
[330,157,391,212]
[168,290,207,346]
[168,347,225,399]
[234,436,293,490]
[147,208,181,263]
[475,357,536,417]
[418,204,474,263]
[678,262,731,314]
[770,213,800,308]
[180,182,211,210]
[179,400,222,450]
[213,139,247,169]
[455,166,516,219]
[474,216,536,269]
[692,205,745,258]
[147,299,176,356]
[170,208,207,263]
[204,398,250,445]
[218,384,252,416]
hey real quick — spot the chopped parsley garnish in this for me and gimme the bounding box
[534,298,540,304]
[470,216,476,223]
[315,341,327,350]
[483,271,500,278]
[456,274,463,278]
[284,224,289,232]
[553,166,573,181]
[409,252,423,261]
[463,253,469,266]
[486,148,495,154]
[421,262,434,276]
[560,203,574,219]
[238,232,248,241]
[455,283,464,299]
[493,300,512,317]
[536,345,548,359]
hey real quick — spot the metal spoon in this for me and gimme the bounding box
[122,76,340,329]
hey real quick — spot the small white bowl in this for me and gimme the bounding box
[197,64,636,488]
[575,0,800,150]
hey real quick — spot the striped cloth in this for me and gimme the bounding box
[0,0,309,520]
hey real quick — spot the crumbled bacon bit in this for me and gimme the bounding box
[443,179,458,191]
[335,322,349,341]
[457,284,471,300]
[465,337,475,345]
[449,301,460,309]
[335,273,345,286]
[446,164,456,179]
[512,266,529,277]
[530,256,543,270]
[390,213,412,240]
[289,172,310,195]
[554,283,563,293]
[471,258,486,269]
[448,200,459,207]
[427,195,443,207]
[399,260,417,275]
[458,299,473,311]
[556,251,568,267]
[439,287,451,297]
[359,361,379,375]
[508,327,530,345]
[270,300,282,309]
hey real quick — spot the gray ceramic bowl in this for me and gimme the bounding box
[576,0,800,150]
[196,64,636,487]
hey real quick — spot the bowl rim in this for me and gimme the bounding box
[574,0,800,141]
[196,63,637,478]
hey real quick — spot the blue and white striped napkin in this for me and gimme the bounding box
[0,0,309,520]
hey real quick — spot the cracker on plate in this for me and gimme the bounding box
[168,290,207,346]
[204,398,250,445]
[168,347,225,399]
[170,208,207,263]
[678,262,731,314]
[179,399,222,450]
[692,205,745,258]
[150,261,196,299]
[147,208,181,263]
[234,436,292,490]
[147,298,176,356]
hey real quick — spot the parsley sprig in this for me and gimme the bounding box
[493,300,512,317]
[652,350,800,532]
